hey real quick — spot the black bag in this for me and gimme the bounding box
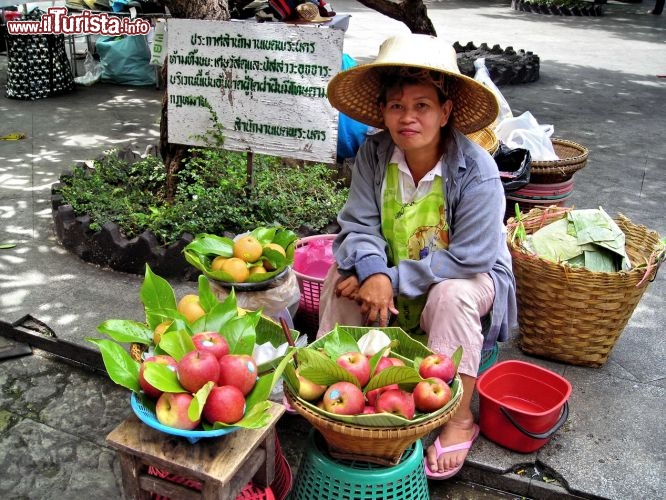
[5,9,75,100]
[493,143,532,193]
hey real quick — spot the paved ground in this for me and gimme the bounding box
[0,1,664,499]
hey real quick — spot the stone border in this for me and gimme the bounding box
[511,0,604,16]
[455,42,540,85]
[51,172,197,280]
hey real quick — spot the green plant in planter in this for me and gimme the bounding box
[57,147,349,246]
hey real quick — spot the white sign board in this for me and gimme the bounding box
[167,19,344,163]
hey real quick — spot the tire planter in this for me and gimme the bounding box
[511,0,604,16]
[454,41,540,85]
[51,170,197,280]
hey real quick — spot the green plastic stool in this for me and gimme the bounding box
[478,341,500,375]
[290,429,429,500]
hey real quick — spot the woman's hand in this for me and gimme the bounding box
[355,273,399,327]
[335,275,360,300]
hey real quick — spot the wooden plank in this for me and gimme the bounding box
[107,402,284,486]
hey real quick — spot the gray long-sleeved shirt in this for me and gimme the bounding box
[333,128,518,348]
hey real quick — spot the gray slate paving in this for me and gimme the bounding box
[0,1,664,499]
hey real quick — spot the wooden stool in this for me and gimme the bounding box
[106,401,285,500]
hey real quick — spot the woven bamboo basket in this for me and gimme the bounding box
[466,126,499,155]
[284,384,462,466]
[529,138,588,183]
[507,207,664,367]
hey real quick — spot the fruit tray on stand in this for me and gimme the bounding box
[283,326,464,466]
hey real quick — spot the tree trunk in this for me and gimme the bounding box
[159,1,231,202]
[353,0,436,35]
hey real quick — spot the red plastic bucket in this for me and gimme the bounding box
[477,360,572,453]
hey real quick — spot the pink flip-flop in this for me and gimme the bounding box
[424,424,480,480]
[282,395,298,414]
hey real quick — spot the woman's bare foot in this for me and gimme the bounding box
[426,416,477,473]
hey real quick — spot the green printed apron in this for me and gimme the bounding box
[381,162,449,337]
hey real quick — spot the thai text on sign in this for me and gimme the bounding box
[167,19,344,163]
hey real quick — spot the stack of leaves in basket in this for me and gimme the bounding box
[86,265,296,436]
[283,327,463,426]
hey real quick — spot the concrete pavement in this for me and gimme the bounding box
[1,1,664,498]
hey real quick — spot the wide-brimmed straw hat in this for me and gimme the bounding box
[327,34,499,135]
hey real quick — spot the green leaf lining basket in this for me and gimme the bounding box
[284,326,463,466]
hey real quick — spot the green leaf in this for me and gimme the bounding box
[184,249,210,274]
[189,381,214,422]
[250,227,277,245]
[96,319,153,345]
[185,233,234,257]
[159,329,195,361]
[195,290,238,333]
[322,327,360,361]
[297,348,358,387]
[246,350,296,410]
[364,366,423,393]
[271,229,299,250]
[143,361,186,393]
[222,315,258,356]
[368,346,391,378]
[140,265,177,327]
[197,274,217,311]
[86,338,140,392]
[451,346,463,372]
[235,400,271,429]
[282,358,300,394]
[0,243,16,249]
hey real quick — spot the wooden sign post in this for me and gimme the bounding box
[167,19,345,164]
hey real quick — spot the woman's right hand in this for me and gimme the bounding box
[355,273,399,327]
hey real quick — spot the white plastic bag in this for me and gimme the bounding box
[494,111,559,161]
[73,51,102,86]
[474,58,513,124]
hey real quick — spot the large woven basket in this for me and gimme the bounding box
[529,138,588,183]
[284,384,462,466]
[466,126,499,155]
[507,207,663,367]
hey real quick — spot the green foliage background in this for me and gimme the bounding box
[57,148,348,245]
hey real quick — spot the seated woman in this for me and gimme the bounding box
[317,34,518,480]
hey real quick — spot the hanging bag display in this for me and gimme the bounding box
[5,8,75,100]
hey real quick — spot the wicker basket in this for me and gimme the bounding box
[507,207,663,367]
[284,385,462,467]
[466,126,499,155]
[529,138,588,183]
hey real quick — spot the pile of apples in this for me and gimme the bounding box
[139,331,258,430]
[295,350,456,420]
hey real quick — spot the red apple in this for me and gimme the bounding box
[388,357,406,367]
[139,355,177,399]
[418,353,455,384]
[363,405,376,414]
[192,331,229,359]
[218,354,258,395]
[322,381,365,415]
[366,383,400,407]
[336,351,371,387]
[375,389,416,419]
[177,350,220,393]
[155,392,200,430]
[296,369,327,401]
[373,356,394,375]
[202,385,246,425]
[413,377,452,412]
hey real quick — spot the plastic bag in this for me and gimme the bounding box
[74,51,103,86]
[294,236,335,280]
[96,35,156,86]
[492,143,532,193]
[474,58,513,124]
[494,111,558,161]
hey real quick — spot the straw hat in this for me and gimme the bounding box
[327,34,499,135]
[296,2,332,23]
